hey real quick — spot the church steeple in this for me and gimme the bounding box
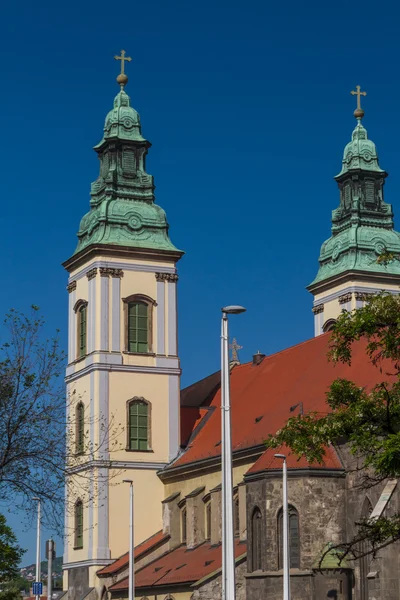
[308,88,400,335]
[73,53,182,258]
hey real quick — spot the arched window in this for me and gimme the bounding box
[359,498,373,600]
[205,499,211,541]
[323,319,337,333]
[123,294,155,354]
[74,301,88,358]
[75,402,84,454]
[74,500,83,549]
[233,492,240,537]
[127,398,150,451]
[251,507,262,571]
[181,506,187,544]
[278,505,300,569]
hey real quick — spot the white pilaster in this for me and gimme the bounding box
[87,271,97,353]
[100,274,110,351]
[157,280,165,355]
[68,287,76,363]
[111,276,121,352]
[168,375,180,460]
[167,279,178,356]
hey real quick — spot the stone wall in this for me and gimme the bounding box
[190,559,247,600]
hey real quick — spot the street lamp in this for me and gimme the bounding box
[221,305,246,600]
[33,498,41,600]
[123,480,134,600]
[274,454,290,600]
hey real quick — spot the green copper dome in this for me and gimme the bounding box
[309,114,400,288]
[73,85,182,256]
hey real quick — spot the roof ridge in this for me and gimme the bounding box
[239,332,330,368]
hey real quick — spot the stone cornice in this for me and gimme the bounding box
[355,291,375,301]
[99,267,124,278]
[67,281,77,293]
[156,272,179,282]
[87,267,98,280]
[312,304,324,314]
[307,268,400,296]
[338,292,352,304]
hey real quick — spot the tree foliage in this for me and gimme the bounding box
[266,292,400,559]
[0,513,25,595]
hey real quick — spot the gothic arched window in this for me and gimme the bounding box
[75,402,85,454]
[204,496,211,541]
[359,498,373,600]
[251,507,262,571]
[278,505,300,569]
[127,398,150,451]
[74,300,88,358]
[233,492,240,537]
[123,295,155,354]
[181,505,187,544]
[74,500,83,549]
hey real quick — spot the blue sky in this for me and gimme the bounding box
[1,0,399,565]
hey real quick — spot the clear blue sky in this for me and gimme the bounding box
[1,0,399,565]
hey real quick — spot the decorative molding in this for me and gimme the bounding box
[155,272,179,282]
[67,281,77,293]
[65,361,181,383]
[99,267,124,278]
[312,304,324,314]
[87,268,98,280]
[68,260,177,283]
[63,558,114,570]
[355,291,375,302]
[338,292,352,304]
[66,458,168,474]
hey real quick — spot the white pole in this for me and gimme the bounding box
[123,480,134,600]
[34,499,41,600]
[47,539,53,600]
[283,458,290,600]
[221,312,235,600]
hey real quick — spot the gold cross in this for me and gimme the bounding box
[114,50,132,75]
[351,85,367,110]
[229,338,243,363]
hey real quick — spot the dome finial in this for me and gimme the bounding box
[114,49,132,89]
[350,85,367,120]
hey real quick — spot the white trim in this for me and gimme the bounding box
[69,260,176,283]
[68,290,76,362]
[65,362,181,383]
[156,356,179,369]
[62,558,114,570]
[96,467,110,560]
[88,277,96,353]
[167,280,177,356]
[168,375,180,461]
[88,371,95,560]
[100,276,109,351]
[111,277,121,352]
[67,459,168,474]
[98,371,109,461]
[157,280,165,355]
[313,284,400,306]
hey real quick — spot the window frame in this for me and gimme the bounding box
[74,499,84,550]
[233,490,240,537]
[251,506,262,572]
[180,504,187,544]
[203,494,212,541]
[278,504,300,569]
[75,402,85,455]
[122,294,156,355]
[74,300,88,359]
[126,397,152,452]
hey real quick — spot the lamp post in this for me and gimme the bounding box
[221,305,246,600]
[123,480,134,600]
[33,498,41,600]
[274,453,290,600]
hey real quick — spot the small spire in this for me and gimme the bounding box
[350,85,367,120]
[114,50,132,89]
[229,338,242,363]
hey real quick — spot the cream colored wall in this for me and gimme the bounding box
[108,469,164,555]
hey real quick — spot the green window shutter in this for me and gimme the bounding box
[76,403,84,454]
[127,302,149,353]
[75,501,83,549]
[129,400,149,450]
[79,305,87,357]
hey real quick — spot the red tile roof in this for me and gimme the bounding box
[109,540,246,591]
[97,530,169,576]
[180,407,210,447]
[248,444,343,475]
[170,333,395,470]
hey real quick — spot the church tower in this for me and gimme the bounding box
[62,53,183,595]
[308,87,400,335]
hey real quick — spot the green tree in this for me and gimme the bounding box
[266,292,400,560]
[0,513,25,600]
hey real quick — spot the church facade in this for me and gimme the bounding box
[62,60,400,600]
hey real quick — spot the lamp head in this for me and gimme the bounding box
[221,305,246,315]
[274,453,286,460]
[123,479,133,484]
